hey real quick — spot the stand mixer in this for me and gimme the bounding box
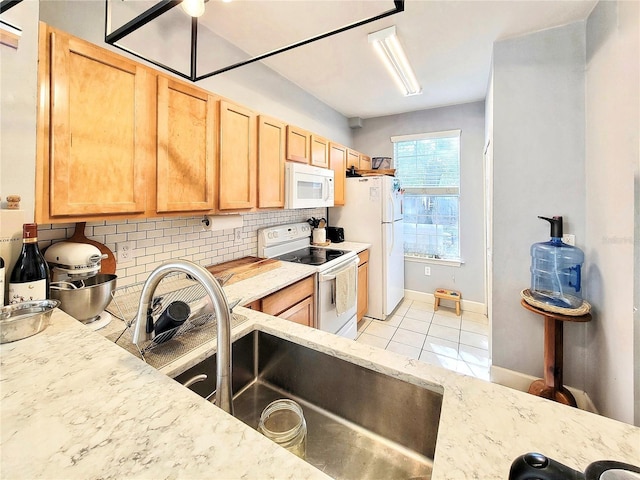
[45,242,117,330]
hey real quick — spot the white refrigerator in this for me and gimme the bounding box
[330,176,404,320]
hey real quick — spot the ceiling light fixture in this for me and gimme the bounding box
[180,0,205,17]
[368,25,421,96]
[105,0,405,81]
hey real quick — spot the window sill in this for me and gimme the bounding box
[404,255,463,267]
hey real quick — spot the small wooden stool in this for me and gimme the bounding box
[434,289,461,316]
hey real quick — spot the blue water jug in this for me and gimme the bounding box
[530,216,584,309]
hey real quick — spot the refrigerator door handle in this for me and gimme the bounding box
[389,220,395,256]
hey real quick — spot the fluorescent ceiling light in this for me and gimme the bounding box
[368,25,421,96]
[181,0,205,17]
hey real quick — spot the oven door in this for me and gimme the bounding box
[317,257,358,338]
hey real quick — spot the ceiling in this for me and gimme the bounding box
[115,0,598,120]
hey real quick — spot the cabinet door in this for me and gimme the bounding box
[286,125,310,163]
[329,143,347,206]
[157,76,216,213]
[49,29,153,216]
[257,115,286,208]
[346,149,360,170]
[357,250,369,321]
[359,154,372,170]
[310,134,329,168]
[244,299,262,311]
[219,100,257,210]
[279,296,314,327]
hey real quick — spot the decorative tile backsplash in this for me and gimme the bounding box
[39,208,327,288]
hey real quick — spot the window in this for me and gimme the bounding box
[392,130,461,261]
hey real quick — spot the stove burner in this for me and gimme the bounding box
[299,255,326,266]
[275,247,347,266]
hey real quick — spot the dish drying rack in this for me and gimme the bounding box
[109,272,242,361]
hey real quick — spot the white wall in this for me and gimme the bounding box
[351,101,486,304]
[491,23,588,391]
[584,0,639,425]
[38,0,352,146]
[0,0,39,218]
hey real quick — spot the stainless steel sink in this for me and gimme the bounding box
[174,330,443,480]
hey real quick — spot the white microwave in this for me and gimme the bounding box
[285,162,335,209]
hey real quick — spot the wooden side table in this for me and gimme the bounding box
[521,299,591,407]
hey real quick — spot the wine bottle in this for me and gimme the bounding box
[0,256,5,306]
[8,224,50,304]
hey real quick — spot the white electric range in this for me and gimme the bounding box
[258,223,359,339]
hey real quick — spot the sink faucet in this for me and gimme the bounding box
[132,260,234,415]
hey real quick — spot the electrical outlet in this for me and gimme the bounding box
[234,228,242,243]
[117,241,133,262]
[562,234,576,246]
[424,266,431,276]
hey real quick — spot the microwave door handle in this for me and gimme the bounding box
[323,178,330,201]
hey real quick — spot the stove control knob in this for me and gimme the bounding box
[273,232,279,238]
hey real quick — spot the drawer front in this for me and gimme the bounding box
[261,275,314,316]
[358,249,369,266]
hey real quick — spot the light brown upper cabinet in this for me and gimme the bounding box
[359,154,372,170]
[346,149,360,170]
[329,142,347,206]
[310,134,329,169]
[258,115,286,208]
[286,125,310,164]
[218,100,257,211]
[37,24,155,222]
[157,76,216,213]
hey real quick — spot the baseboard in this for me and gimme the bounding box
[403,289,487,316]
[490,365,599,414]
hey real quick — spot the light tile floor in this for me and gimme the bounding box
[356,298,491,380]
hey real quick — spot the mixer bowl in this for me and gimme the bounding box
[50,274,117,323]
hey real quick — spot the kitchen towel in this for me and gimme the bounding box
[335,265,356,316]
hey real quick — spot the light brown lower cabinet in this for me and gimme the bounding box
[357,250,370,322]
[277,296,314,326]
[244,299,262,311]
[250,276,315,327]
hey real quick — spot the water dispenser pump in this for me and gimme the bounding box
[530,216,584,309]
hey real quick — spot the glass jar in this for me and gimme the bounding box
[257,399,306,459]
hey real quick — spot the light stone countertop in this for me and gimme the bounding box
[1,261,639,479]
[223,260,316,306]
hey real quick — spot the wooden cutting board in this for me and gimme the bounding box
[206,256,281,285]
[67,222,117,274]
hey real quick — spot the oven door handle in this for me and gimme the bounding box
[318,257,359,282]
